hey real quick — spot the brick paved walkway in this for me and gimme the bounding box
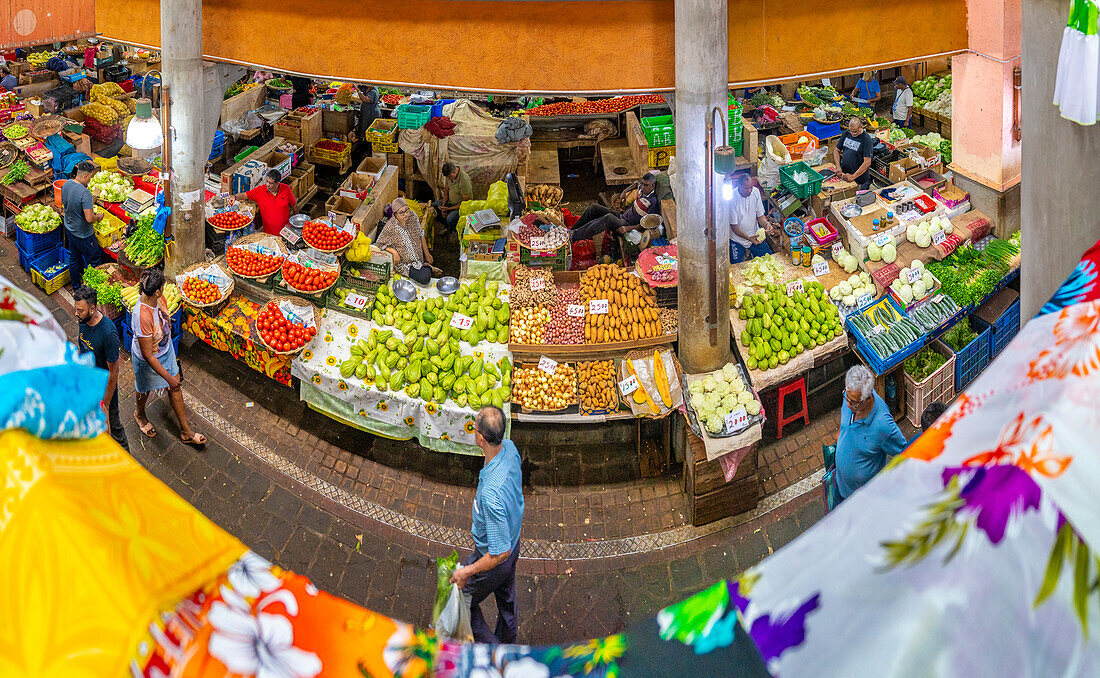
[2,236,833,643]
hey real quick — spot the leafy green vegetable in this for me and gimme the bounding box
[942,319,979,352]
[79,266,124,310]
[797,86,822,107]
[904,347,948,381]
[124,220,165,267]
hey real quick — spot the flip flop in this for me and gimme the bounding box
[180,432,207,448]
[135,416,157,438]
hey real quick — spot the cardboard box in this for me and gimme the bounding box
[220,138,283,193]
[232,160,267,194]
[356,155,386,175]
[24,99,43,117]
[258,151,292,183]
[909,169,948,196]
[338,172,376,199]
[888,157,920,183]
[325,194,362,223]
[322,108,356,135]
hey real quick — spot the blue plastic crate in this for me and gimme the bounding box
[430,99,456,119]
[805,120,842,141]
[29,245,68,275]
[846,296,927,375]
[989,297,1021,358]
[15,226,62,256]
[17,244,33,272]
[209,130,226,161]
[112,313,127,342]
[945,315,991,390]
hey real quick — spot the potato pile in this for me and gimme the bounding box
[580,264,662,343]
[510,306,550,344]
[512,363,577,411]
[578,360,619,414]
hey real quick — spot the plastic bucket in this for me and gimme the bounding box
[53,180,66,210]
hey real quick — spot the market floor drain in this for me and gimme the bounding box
[183,391,821,560]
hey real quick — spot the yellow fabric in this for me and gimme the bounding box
[0,430,246,677]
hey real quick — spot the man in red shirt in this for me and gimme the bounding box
[234,169,296,235]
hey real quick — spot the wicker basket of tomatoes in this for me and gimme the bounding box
[207,209,254,232]
[254,297,318,356]
[179,261,234,309]
[225,233,288,282]
[279,255,340,298]
[302,218,355,254]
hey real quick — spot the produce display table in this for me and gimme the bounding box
[527,142,561,185]
[183,295,293,385]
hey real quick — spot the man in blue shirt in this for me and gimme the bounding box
[835,366,907,499]
[0,66,17,91]
[451,406,524,643]
[851,71,881,107]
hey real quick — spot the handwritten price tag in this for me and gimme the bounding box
[530,236,549,250]
[904,268,922,284]
[857,292,875,307]
[618,375,639,396]
[931,294,944,304]
[932,230,946,246]
[590,299,609,314]
[344,292,369,310]
[874,233,893,248]
[813,260,830,276]
[327,210,338,223]
[538,356,558,375]
[530,277,546,291]
[786,280,804,296]
[567,304,585,317]
[831,242,845,257]
[724,408,748,432]
[450,313,474,330]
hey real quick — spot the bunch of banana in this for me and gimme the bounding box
[524,184,563,208]
[121,285,140,311]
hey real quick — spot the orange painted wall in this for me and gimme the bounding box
[1,0,95,49]
[96,0,968,92]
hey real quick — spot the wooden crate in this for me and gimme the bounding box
[220,85,265,124]
[290,161,316,197]
[322,108,356,135]
[273,109,322,148]
[681,422,761,526]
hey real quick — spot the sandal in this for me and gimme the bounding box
[135,416,157,438]
[180,432,207,448]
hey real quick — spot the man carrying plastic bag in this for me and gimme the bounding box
[433,551,474,642]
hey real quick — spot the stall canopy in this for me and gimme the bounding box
[0,0,95,50]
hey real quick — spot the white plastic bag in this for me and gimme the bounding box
[758,135,791,190]
[432,551,474,642]
[802,145,828,167]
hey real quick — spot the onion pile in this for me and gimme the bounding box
[512,363,577,411]
[510,265,558,307]
[510,306,550,344]
[544,288,585,345]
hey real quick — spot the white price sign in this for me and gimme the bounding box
[831,241,845,257]
[538,356,558,375]
[904,267,922,284]
[530,277,546,291]
[857,292,875,307]
[813,260,830,277]
[724,408,749,432]
[450,313,474,330]
[327,210,338,223]
[786,280,805,296]
[931,294,944,304]
[567,304,585,317]
[932,230,946,246]
[874,233,893,248]
[344,292,370,310]
[589,299,609,314]
[530,236,549,250]
[618,375,639,396]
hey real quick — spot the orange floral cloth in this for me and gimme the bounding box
[185,296,292,385]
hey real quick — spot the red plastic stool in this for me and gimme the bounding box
[775,376,810,439]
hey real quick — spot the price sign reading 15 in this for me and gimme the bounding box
[450,313,474,330]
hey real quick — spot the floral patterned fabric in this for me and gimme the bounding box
[185,296,293,386]
[292,306,511,456]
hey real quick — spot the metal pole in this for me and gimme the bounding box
[161,0,205,276]
[675,0,730,373]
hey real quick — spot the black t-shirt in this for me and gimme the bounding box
[78,315,120,371]
[838,131,874,177]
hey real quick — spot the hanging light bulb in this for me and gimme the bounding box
[126,98,163,151]
[722,177,734,201]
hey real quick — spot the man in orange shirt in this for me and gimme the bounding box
[234,169,296,235]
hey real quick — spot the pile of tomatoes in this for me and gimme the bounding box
[226,246,284,277]
[209,211,251,230]
[303,220,353,251]
[314,140,348,152]
[527,94,666,117]
[282,260,337,292]
[256,301,315,353]
[181,277,223,304]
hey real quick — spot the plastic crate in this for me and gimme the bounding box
[209,130,225,162]
[805,217,839,247]
[233,145,259,163]
[903,342,955,427]
[17,244,33,272]
[367,118,398,145]
[326,286,376,320]
[520,244,568,270]
[373,138,398,153]
[779,162,824,200]
[95,212,126,248]
[30,247,69,294]
[311,140,352,163]
[846,296,926,375]
[778,132,820,160]
[641,114,675,147]
[121,313,134,354]
[942,316,991,390]
[15,226,62,256]
[395,104,431,129]
[647,145,674,169]
[170,306,183,338]
[988,297,1021,358]
[430,99,456,118]
[343,259,392,294]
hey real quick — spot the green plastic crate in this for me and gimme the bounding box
[233,145,259,163]
[395,104,431,129]
[779,161,824,200]
[641,114,675,148]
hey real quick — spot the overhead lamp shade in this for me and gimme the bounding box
[713,145,738,176]
[126,98,163,150]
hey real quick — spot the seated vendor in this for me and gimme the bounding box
[0,66,16,91]
[376,198,440,286]
[569,173,661,257]
[233,169,295,236]
[729,174,777,263]
[833,116,874,191]
[433,162,473,234]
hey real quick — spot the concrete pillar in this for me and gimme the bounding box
[674,0,730,373]
[161,0,205,276]
[1021,0,1100,318]
[951,0,1022,238]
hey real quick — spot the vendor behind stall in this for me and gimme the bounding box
[433,162,473,234]
[833,116,874,191]
[357,85,381,146]
[729,174,776,264]
[851,71,881,107]
[569,173,661,251]
[0,66,16,91]
[233,169,295,236]
[376,198,438,285]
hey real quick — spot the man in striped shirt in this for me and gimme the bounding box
[450,406,525,643]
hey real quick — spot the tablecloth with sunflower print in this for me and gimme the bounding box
[291,308,512,456]
[184,296,293,385]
